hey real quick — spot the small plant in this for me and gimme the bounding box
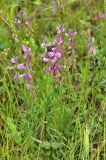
[9,45,34,90]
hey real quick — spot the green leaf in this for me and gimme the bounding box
[40,141,51,149]
[33,0,41,6]
[7,118,16,135]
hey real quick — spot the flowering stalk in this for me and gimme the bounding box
[42,24,77,76]
[52,0,64,18]
[14,10,32,30]
[9,45,34,91]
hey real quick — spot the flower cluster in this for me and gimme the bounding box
[42,24,77,76]
[42,25,65,77]
[42,43,62,77]
[65,28,77,50]
[9,45,34,90]
[52,0,64,15]
[14,10,32,30]
[94,12,105,22]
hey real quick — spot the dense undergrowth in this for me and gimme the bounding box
[0,0,105,159]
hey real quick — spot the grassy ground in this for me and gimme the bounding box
[0,0,105,159]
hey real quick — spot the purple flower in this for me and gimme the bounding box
[94,16,99,21]
[24,53,32,61]
[68,39,75,47]
[20,73,32,82]
[11,57,18,64]
[52,8,57,14]
[52,57,58,64]
[73,32,77,36]
[54,65,61,71]
[68,28,73,35]
[52,1,56,5]
[14,74,19,82]
[65,33,69,37]
[59,5,63,10]
[55,70,61,77]
[65,28,77,37]
[57,33,63,45]
[43,57,49,62]
[99,12,105,19]
[100,14,105,19]
[44,66,52,72]
[26,84,35,91]
[52,47,56,52]
[17,63,25,71]
[19,10,26,17]
[25,63,29,70]
[22,45,31,53]
[53,40,57,45]
[57,24,65,33]
[48,52,54,58]
[88,44,96,55]
[14,18,21,25]
[25,18,32,27]
[56,52,62,58]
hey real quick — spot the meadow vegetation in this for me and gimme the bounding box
[0,0,105,159]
